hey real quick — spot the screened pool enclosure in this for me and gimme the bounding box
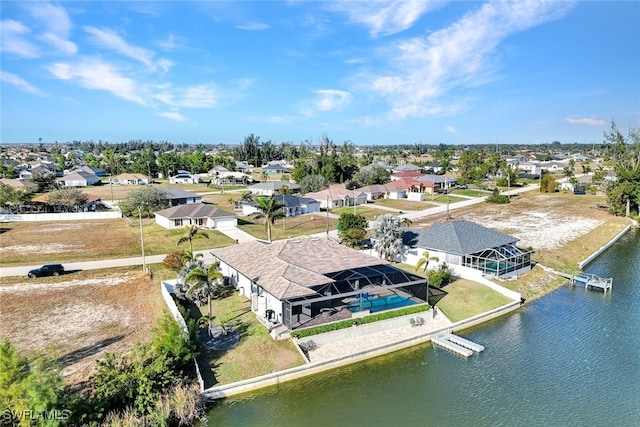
[462,243,532,277]
[282,264,429,330]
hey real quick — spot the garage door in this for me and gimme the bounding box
[215,218,237,230]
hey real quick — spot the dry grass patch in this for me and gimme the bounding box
[0,219,236,266]
[238,215,337,240]
[496,265,567,302]
[374,198,435,211]
[0,268,166,385]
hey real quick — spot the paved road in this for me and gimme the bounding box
[0,185,538,278]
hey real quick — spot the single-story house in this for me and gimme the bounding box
[211,237,428,331]
[0,178,38,192]
[55,171,100,187]
[261,160,290,174]
[115,173,151,185]
[155,203,237,229]
[169,170,201,184]
[304,187,367,209]
[208,165,229,176]
[247,181,301,196]
[214,171,253,185]
[235,161,253,173]
[391,164,422,173]
[390,170,425,181]
[163,188,202,206]
[415,174,455,192]
[356,184,390,201]
[31,192,102,213]
[74,165,106,177]
[399,220,532,278]
[241,194,321,217]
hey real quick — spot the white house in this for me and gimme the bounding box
[115,173,151,185]
[163,188,202,206]
[247,181,301,196]
[154,203,237,229]
[211,237,428,332]
[241,194,321,217]
[398,221,532,279]
[169,170,201,184]
[56,171,100,187]
[304,187,367,209]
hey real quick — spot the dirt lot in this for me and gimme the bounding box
[0,269,165,385]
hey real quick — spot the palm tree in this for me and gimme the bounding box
[415,250,439,307]
[177,225,209,260]
[415,250,439,274]
[401,218,413,227]
[372,214,403,261]
[184,263,224,337]
[250,196,285,242]
[181,251,203,266]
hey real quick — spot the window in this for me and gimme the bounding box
[174,219,183,227]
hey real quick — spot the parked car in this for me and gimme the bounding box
[27,264,65,278]
[457,184,468,189]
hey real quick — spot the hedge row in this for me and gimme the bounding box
[293,304,430,338]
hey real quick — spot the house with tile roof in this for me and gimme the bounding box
[55,171,100,187]
[240,194,320,217]
[211,237,428,331]
[303,187,367,209]
[154,203,237,229]
[399,220,532,279]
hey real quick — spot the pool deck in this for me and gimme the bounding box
[305,308,453,363]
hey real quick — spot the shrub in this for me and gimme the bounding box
[428,265,452,288]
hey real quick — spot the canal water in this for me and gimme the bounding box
[206,228,639,427]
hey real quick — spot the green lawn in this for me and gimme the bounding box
[373,199,434,211]
[436,279,514,322]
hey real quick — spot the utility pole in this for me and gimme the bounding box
[138,206,146,272]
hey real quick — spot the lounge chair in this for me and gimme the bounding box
[416,317,425,326]
[410,318,417,327]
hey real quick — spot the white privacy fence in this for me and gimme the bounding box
[0,212,122,221]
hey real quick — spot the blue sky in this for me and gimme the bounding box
[1,1,639,146]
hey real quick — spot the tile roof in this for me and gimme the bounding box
[155,203,235,220]
[162,188,201,199]
[304,187,366,200]
[211,237,389,300]
[402,220,518,255]
[248,181,301,191]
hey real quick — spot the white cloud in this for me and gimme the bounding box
[363,0,575,120]
[176,85,217,108]
[332,0,437,37]
[235,22,270,31]
[157,111,187,122]
[302,89,352,116]
[565,118,606,126]
[24,2,73,36]
[39,32,78,55]
[1,71,47,96]
[83,26,171,72]
[446,125,458,134]
[0,19,40,58]
[46,59,147,105]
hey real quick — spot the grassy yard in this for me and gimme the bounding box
[435,278,514,322]
[193,291,305,386]
[237,214,337,241]
[0,219,236,266]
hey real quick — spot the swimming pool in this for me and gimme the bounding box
[347,294,416,313]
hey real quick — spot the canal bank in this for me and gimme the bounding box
[207,228,640,427]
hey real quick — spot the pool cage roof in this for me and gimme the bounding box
[285,264,427,306]
[468,243,532,261]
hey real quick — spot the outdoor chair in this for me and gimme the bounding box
[410,318,417,327]
[416,317,425,326]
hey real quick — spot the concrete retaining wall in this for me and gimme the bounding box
[201,300,521,400]
[579,224,631,269]
[161,280,205,393]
